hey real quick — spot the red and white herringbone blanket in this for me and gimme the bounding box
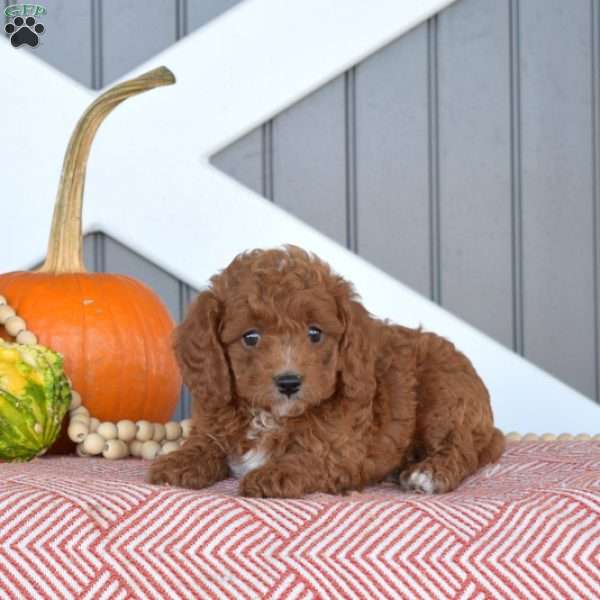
[1,442,599,600]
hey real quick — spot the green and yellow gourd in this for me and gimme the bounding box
[0,340,71,461]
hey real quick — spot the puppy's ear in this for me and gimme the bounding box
[174,290,231,407]
[337,292,377,407]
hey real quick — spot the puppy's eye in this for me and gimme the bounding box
[242,330,261,347]
[308,326,323,344]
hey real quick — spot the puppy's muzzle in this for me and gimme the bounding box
[273,372,302,397]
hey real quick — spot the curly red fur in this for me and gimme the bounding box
[148,246,504,497]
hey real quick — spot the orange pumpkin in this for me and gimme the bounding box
[0,67,181,453]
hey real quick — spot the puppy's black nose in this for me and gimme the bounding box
[274,372,302,397]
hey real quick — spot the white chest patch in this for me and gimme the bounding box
[228,447,268,479]
[227,409,280,479]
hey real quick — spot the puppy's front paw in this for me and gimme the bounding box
[240,466,303,498]
[397,464,449,494]
[147,449,214,489]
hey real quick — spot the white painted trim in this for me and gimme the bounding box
[2,0,599,432]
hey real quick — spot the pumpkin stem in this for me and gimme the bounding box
[38,66,176,274]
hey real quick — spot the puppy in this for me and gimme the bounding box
[149,246,504,497]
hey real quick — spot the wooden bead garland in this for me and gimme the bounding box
[3,294,600,458]
[64,399,191,460]
[63,401,191,460]
[0,295,191,459]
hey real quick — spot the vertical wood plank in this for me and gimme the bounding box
[91,0,102,89]
[262,122,274,201]
[83,233,97,272]
[345,69,358,253]
[93,232,105,272]
[82,232,105,272]
[211,129,264,197]
[101,0,176,86]
[21,0,94,87]
[520,0,596,398]
[509,0,524,355]
[428,17,441,304]
[175,0,187,40]
[355,24,431,297]
[272,76,347,246]
[437,0,513,346]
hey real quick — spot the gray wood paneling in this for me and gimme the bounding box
[519,0,596,398]
[272,75,348,246]
[437,0,513,346]
[22,0,94,87]
[83,233,97,272]
[9,0,244,89]
[186,0,242,31]
[354,24,431,298]
[212,128,264,197]
[101,0,177,87]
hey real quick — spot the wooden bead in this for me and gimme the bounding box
[152,423,166,443]
[83,433,106,455]
[180,419,193,438]
[574,433,591,441]
[0,305,15,324]
[136,420,154,442]
[557,433,573,441]
[16,330,37,345]
[141,440,161,460]
[152,423,165,443]
[70,414,90,426]
[4,316,26,337]
[522,433,539,442]
[0,295,6,306]
[103,439,129,460]
[117,420,137,442]
[76,443,90,457]
[593,434,600,441]
[89,417,100,433]
[160,441,179,455]
[70,405,89,419]
[165,421,182,441]
[69,390,82,411]
[68,421,88,443]
[97,422,118,440]
[505,432,522,442]
[129,439,144,457]
[541,433,557,441]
